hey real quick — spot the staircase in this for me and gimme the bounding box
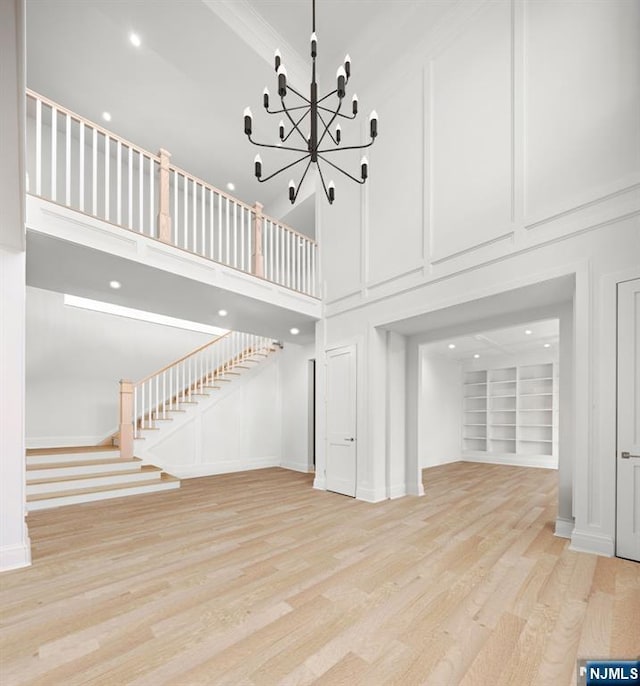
[26,446,179,511]
[26,332,280,511]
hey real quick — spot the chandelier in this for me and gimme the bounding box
[243,0,378,204]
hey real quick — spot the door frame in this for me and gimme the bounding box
[324,342,358,497]
[615,276,640,559]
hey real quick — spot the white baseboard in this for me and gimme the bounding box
[356,486,386,503]
[26,435,103,449]
[280,461,314,473]
[0,540,31,572]
[570,529,615,557]
[389,484,407,499]
[461,453,558,470]
[164,457,280,479]
[554,517,574,539]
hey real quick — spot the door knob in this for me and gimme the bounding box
[346,437,355,442]
[621,451,640,459]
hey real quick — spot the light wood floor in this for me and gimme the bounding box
[1,462,638,686]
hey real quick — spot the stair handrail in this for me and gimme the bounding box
[119,331,278,459]
[133,331,232,388]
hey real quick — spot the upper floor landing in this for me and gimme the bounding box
[24,90,321,341]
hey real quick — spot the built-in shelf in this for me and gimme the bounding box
[463,362,556,460]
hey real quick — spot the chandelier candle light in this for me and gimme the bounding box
[243,0,378,204]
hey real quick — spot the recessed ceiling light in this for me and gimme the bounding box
[525,329,532,335]
[473,354,480,359]
[290,327,300,335]
[109,280,121,289]
[102,111,112,122]
[448,343,456,349]
[226,182,235,192]
[129,32,141,47]
[543,343,551,348]
[217,309,228,317]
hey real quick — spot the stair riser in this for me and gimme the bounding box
[27,450,121,465]
[27,480,180,511]
[27,461,141,480]
[27,471,161,495]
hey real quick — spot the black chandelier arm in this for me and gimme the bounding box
[281,97,310,146]
[291,158,313,203]
[285,84,311,103]
[318,105,357,121]
[316,98,343,149]
[266,104,309,115]
[283,108,311,143]
[318,154,366,185]
[318,138,375,155]
[316,159,334,203]
[316,110,339,146]
[247,134,308,155]
[257,154,311,183]
[317,89,338,105]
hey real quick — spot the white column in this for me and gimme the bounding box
[387,331,407,499]
[555,299,574,538]
[0,0,30,572]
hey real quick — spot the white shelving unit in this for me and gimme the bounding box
[462,362,557,466]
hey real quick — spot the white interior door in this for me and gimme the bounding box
[616,278,640,561]
[325,344,357,497]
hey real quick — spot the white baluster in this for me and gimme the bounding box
[201,184,205,257]
[92,128,97,215]
[78,121,84,211]
[128,146,133,228]
[149,157,154,236]
[163,371,166,419]
[138,151,144,232]
[183,174,188,250]
[225,197,230,265]
[217,192,222,262]
[240,205,245,271]
[35,98,42,196]
[51,106,57,201]
[65,114,71,206]
[141,382,146,430]
[116,141,122,224]
[104,135,110,221]
[174,169,179,246]
[233,203,238,268]
[209,188,214,259]
[192,179,197,253]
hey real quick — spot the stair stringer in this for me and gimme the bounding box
[134,347,282,477]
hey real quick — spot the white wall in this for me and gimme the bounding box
[26,286,212,446]
[0,0,30,572]
[315,0,640,558]
[419,352,462,468]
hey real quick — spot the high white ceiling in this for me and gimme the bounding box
[25,0,454,223]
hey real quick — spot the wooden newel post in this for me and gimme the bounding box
[119,380,134,460]
[252,201,264,278]
[157,148,172,244]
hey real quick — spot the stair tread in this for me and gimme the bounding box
[26,445,117,456]
[26,457,141,471]
[27,465,161,485]
[27,474,180,501]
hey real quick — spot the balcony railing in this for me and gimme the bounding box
[25,89,318,298]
